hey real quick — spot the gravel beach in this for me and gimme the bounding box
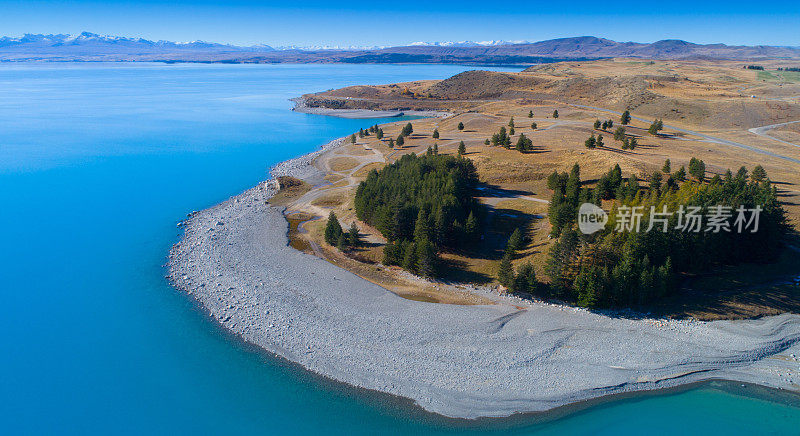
[168,140,800,419]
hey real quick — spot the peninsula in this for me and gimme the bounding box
[169,58,800,418]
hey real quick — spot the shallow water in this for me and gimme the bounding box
[0,62,798,434]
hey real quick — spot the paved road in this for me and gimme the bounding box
[568,103,800,165]
[748,120,800,149]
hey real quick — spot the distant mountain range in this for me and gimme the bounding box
[1,33,798,63]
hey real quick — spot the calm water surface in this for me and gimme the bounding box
[0,63,798,434]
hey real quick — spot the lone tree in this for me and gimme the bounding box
[662,159,671,174]
[620,110,631,125]
[552,109,559,119]
[528,110,533,118]
[432,128,439,139]
[324,211,344,246]
[531,122,537,130]
[350,134,356,144]
[457,121,465,130]
[584,133,597,149]
[458,140,466,156]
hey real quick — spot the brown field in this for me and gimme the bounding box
[286,58,800,319]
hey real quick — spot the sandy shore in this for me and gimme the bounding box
[168,138,800,419]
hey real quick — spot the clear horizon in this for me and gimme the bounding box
[1,0,798,48]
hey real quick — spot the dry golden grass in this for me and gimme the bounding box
[290,58,800,316]
[328,156,360,172]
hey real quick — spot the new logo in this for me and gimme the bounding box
[578,203,608,234]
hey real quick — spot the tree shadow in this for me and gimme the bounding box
[436,257,493,285]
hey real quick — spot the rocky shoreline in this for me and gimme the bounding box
[168,135,800,419]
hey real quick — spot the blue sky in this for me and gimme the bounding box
[2,0,799,47]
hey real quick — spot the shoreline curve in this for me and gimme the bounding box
[167,136,800,419]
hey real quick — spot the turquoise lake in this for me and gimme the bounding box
[0,62,798,434]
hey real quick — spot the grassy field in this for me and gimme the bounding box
[286,58,800,319]
[757,70,800,83]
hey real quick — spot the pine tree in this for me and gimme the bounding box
[674,166,686,182]
[629,137,638,149]
[662,159,671,174]
[508,117,515,128]
[649,171,663,194]
[512,262,537,294]
[531,122,537,130]
[396,135,404,146]
[620,110,631,125]
[382,240,401,265]
[401,122,413,137]
[509,126,515,136]
[484,138,490,145]
[350,134,356,144]
[601,120,608,130]
[498,254,514,287]
[336,233,348,251]
[388,137,395,147]
[324,211,343,245]
[648,119,663,135]
[458,140,466,156]
[688,157,705,180]
[376,128,383,140]
[552,110,559,118]
[584,133,596,149]
[414,209,430,242]
[596,134,604,148]
[613,126,626,141]
[457,121,464,130]
[507,228,524,252]
[751,165,767,182]
[528,110,533,118]
[594,119,601,129]
[402,242,418,273]
[416,239,438,278]
[432,128,439,139]
[348,222,360,247]
[465,211,478,239]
